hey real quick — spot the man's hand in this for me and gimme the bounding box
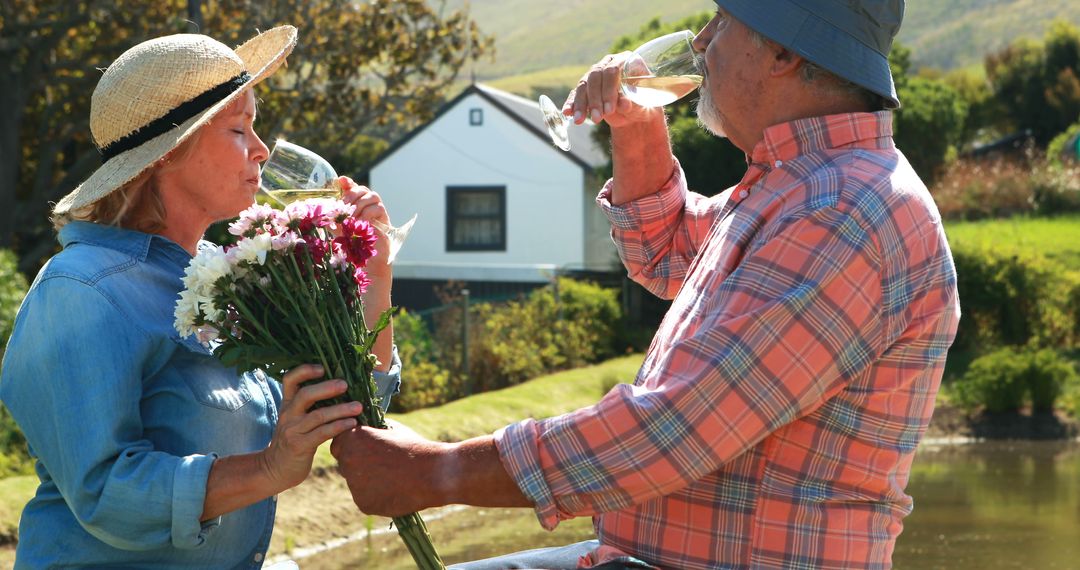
[330,422,451,517]
[563,52,665,130]
[564,53,675,204]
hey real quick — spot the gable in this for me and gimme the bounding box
[367,84,608,174]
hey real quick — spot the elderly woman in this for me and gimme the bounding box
[0,26,400,568]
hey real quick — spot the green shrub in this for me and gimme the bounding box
[553,278,622,363]
[1060,352,1080,417]
[390,279,625,410]
[952,346,1079,414]
[1070,283,1080,341]
[0,249,31,476]
[1027,349,1078,412]
[0,249,28,350]
[951,245,1080,354]
[1048,121,1080,166]
[894,76,969,181]
[1031,161,1080,216]
[953,347,1029,413]
[470,296,564,391]
[389,309,459,413]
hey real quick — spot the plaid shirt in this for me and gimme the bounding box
[495,112,960,569]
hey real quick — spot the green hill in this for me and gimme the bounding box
[447,0,1080,94]
[445,0,707,79]
[901,0,1080,69]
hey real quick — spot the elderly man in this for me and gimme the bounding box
[331,1,960,568]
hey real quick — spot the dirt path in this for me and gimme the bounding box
[265,465,421,562]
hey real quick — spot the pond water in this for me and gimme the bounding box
[299,441,1080,569]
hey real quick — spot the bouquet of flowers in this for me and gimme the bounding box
[173,199,444,569]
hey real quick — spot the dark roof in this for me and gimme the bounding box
[366,83,608,174]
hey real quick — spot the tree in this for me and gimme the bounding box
[941,66,1006,146]
[986,19,1080,145]
[1,0,491,274]
[893,77,968,180]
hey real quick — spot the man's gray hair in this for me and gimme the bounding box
[747,28,881,110]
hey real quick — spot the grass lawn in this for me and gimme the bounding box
[0,475,36,538]
[944,214,1080,269]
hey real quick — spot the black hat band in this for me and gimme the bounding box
[99,72,251,163]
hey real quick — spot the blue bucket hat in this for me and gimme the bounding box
[713,0,904,109]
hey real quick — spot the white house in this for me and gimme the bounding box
[368,83,620,308]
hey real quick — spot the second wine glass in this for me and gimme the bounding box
[539,30,703,151]
[259,140,417,263]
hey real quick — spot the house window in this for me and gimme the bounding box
[447,186,506,251]
[469,108,483,126]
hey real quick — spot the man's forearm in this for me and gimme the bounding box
[440,435,531,508]
[610,110,674,206]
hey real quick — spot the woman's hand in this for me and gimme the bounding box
[336,176,395,373]
[337,176,392,278]
[259,364,363,491]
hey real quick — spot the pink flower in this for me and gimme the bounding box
[353,267,371,294]
[231,204,286,237]
[334,217,378,268]
[284,200,336,235]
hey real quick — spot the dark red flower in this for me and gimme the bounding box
[335,217,379,268]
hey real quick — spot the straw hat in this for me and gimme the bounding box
[53,25,298,215]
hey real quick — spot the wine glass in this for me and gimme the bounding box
[538,30,703,151]
[259,139,417,263]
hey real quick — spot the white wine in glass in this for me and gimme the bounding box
[259,140,417,263]
[620,74,703,107]
[539,30,703,151]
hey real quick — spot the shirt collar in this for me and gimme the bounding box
[58,221,190,264]
[749,111,894,167]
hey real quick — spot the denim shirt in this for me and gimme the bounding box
[0,221,401,569]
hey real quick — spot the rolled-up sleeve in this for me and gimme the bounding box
[596,159,728,299]
[373,345,402,412]
[496,208,884,530]
[0,277,217,550]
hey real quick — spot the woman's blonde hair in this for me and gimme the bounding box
[52,129,204,233]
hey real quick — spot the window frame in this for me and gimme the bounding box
[445,185,507,252]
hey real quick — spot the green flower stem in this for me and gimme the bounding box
[393,512,444,570]
[222,289,292,356]
[286,252,348,376]
[270,257,337,373]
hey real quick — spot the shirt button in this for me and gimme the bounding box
[254,553,264,562]
[774,160,783,168]
[738,190,749,199]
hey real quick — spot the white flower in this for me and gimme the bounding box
[229,232,273,266]
[173,289,200,338]
[184,245,232,298]
[203,299,225,325]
